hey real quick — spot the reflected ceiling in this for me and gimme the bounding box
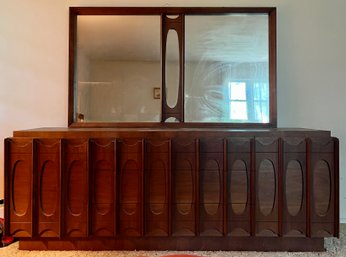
[77,14,268,62]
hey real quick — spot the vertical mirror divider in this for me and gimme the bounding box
[161,14,184,122]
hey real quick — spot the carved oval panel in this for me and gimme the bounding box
[258,159,276,216]
[203,159,220,215]
[40,160,58,216]
[95,160,113,215]
[285,160,303,216]
[175,160,193,215]
[230,160,248,215]
[12,160,30,216]
[313,160,331,216]
[67,160,84,215]
[149,160,166,214]
[121,160,139,203]
[165,29,180,108]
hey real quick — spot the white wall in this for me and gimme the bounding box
[86,60,161,121]
[1,0,346,221]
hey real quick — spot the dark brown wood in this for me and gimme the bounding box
[255,137,279,236]
[117,139,144,236]
[61,139,89,237]
[310,138,336,237]
[282,138,307,237]
[162,15,184,122]
[18,237,325,251]
[70,7,279,16]
[5,138,33,237]
[144,139,170,236]
[199,138,224,236]
[4,128,338,251]
[250,137,256,236]
[35,139,61,238]
[13,127,332,138]
[269,8,277,127]
[334,137,340,237]
[306,138,312,237]
[89,138,116,237]
[4,139,10,236]
[68,9,77,126]
[227,138,252,236]
[171,139,198,236]
[278,138,283,237]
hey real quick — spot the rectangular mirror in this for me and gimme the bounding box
[69,7,276,128]
[74,15,161,122]
[185,14,269,123]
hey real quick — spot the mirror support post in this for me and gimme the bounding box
[161,14,185,122]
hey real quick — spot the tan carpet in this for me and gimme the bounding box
[1,225,345,257]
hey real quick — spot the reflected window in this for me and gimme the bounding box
[229,82,248,120]
[228,81,269,123]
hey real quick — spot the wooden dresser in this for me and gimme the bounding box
[4,127,339,251]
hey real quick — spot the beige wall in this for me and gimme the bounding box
[85,60,161,122]
[1,0,346,221]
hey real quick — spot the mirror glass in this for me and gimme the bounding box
[70,8,276,127]
[75,15,161,122]
[185,14,269,123]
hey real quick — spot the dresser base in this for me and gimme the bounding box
[19,237,325,251]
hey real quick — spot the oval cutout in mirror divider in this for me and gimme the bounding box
[166,14,180,19]
[165,29,180,109]
[165,117,180,122]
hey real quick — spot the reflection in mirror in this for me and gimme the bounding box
[75,15,161,122]
[185,14,269,123]
[165,29,180,108]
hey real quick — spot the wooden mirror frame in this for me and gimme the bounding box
[68,7,276,128]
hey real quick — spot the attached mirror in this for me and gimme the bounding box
[69,7,276,127]
[74,15,161,122]
[185,14,269,123]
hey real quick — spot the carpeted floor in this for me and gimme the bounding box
[1,225,345,257]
